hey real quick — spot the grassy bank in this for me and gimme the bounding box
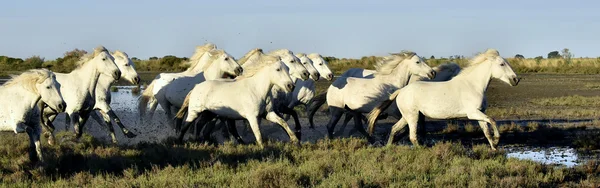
[0,132,598,187]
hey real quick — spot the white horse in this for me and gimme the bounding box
[137,43,223,121]
[174,55,297,148]
[278,53,334,139]
[86,50,141,143]
[182,48,310,142]
[40,46,121,144]
[0,69,65,162]
[323,51,435,140]
[334,62,463,136]
[367,49,519,150]
[156,49,243,124]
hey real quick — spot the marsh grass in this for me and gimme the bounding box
[0,132,598,187]
[531,95,600,107]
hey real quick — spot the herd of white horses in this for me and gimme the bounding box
[0,43,520,163]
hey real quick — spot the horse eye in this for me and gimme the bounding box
[416,61,420,64]
[290,60,295,63]
[224,57,229,61]
[319,63,323,65]
[125,64,130,66]
[276,68,281,71]
[500,63,505,66]
[46,86,51,89]
[102,58,106,61]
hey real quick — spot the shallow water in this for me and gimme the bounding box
[505,146,580,167]
[61,87,591,167]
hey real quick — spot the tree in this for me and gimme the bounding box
[534,56,543,60]
[514,54,525,59]
[561,48,572,60]
[430,55,435,59]
[547,51,560,59]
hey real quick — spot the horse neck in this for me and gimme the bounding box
[70,62,102,95]
[454,63,493,95]
[96,74,116,92]
[184,57,209,74]
[243,70,276,100]
[202,62,223,80]
[3,85,41,111]
[374,65,412,90]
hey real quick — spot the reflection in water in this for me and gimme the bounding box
[505,146,579,167]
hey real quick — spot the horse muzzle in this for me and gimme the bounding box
[427,71,436,79]
[57,102,67,112]
[510,77,521,86]
[301,71,310,80]
[133,76,141,85]
[114,71,122,80]
[312,73,320,81]
[235,67,243,75]
[286,83,295,92]
[327,73,334,81]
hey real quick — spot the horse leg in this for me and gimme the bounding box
[25,125,43,163]
[92,110,118,144]
[335,113,353,137]
[177,111,213,143]
[351,111,372,141]
[74,110,92,139]
[326,107,344,138]
[107,110,137,138]
[387,118,408,146]
[406,114,421,148]
[41,111,57,146]
[226,119,246,144]
[266,112,300,145]
[246,117,264,148]
[199,120,217,143]
[417,112,427,138]
[467,110,498,150]
[280,107,302,140]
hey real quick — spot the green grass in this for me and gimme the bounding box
[0,132,598,187]
[531,95,600,107]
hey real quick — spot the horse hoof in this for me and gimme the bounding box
[124,131,137,138]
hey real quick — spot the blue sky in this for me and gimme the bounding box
[1,0,598,59]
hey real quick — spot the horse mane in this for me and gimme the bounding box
[238,48,263,65]
[456,49,501,76]
[112,50,129,59]
[374,51,416,76]
[195,49,228,72]
[268,49,294,56]
[3,69,54,94]
[75,45,110,68]
[185,43,217,66]
[296,53,307,57]
[307,53,323,59]
[236,55,280,78]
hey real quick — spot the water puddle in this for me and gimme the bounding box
[505,146,580,167]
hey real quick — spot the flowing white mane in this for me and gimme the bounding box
[194,49,228,72]
[374,51,416,76]
[186,43,217,66]
[457,49,501,76]
[75,45,110,68]
[112,50,129,59]
[3,69,54,93]
[239,48,263,65]
[268,49,294,56]
[236,55,281,78]
[307,53,323,59]
[296,53,307,57]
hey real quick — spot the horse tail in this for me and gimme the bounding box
[367,89,401,135]
[307,92,327,129]
[174,92,192,123]
[138,81,155,118]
